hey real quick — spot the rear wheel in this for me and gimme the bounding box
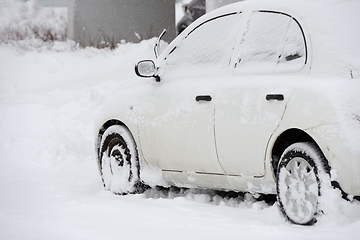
[276,142,327,225]
[98,125,146,195]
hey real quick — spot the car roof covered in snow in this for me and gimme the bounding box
[169,0,360,78]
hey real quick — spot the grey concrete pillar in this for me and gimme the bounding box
[68,0,176,47]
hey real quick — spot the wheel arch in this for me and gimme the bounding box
[271,128,331,176]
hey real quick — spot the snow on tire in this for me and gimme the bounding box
[276,142,329,225]
[99,125,141,195]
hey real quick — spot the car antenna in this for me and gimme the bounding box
[154,29,167,59]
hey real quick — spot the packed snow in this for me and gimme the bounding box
[1,0,360,239]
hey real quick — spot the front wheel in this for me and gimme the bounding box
[276,142,328,225]
[98,125,146,195]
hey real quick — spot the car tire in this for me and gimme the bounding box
[98,125,147,195]
[276,142,328,225]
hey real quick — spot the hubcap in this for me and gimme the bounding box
[279,157,319,224]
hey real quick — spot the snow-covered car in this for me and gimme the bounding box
[95,0,360,225]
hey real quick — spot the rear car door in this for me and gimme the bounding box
[215,11,308,177]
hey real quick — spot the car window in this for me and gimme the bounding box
[233,11,306,75]
[164,13,239,79]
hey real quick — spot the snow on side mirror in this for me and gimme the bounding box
[135,60,155,77]
[135,60,160,82]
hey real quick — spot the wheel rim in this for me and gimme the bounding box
[101,138,134,194]
[278,157,319,224]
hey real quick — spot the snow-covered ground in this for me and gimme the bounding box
[1,41,360,240]
[1,1,360,239]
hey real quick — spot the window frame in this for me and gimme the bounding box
[161,12,242,79]
[259,10,308,65]
[165,12,240,60]
[230,10,308,75]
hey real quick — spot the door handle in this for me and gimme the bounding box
[196,95,212,102]
[266,94,284,101]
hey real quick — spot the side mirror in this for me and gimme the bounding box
[135,60,160,82]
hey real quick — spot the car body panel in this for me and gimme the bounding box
[137,77,224,174]
[214,77,291,177]
[279,79,360,195]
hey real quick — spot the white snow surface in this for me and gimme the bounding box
[0,1,360,240]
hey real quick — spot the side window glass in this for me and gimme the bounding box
[278,18,306,71]
[234,11,306,75]
[164,13,239,79]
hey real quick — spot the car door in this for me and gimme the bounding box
[138,12,241,174]
[215,11,308,177]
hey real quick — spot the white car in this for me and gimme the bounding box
[95,0,360,225]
